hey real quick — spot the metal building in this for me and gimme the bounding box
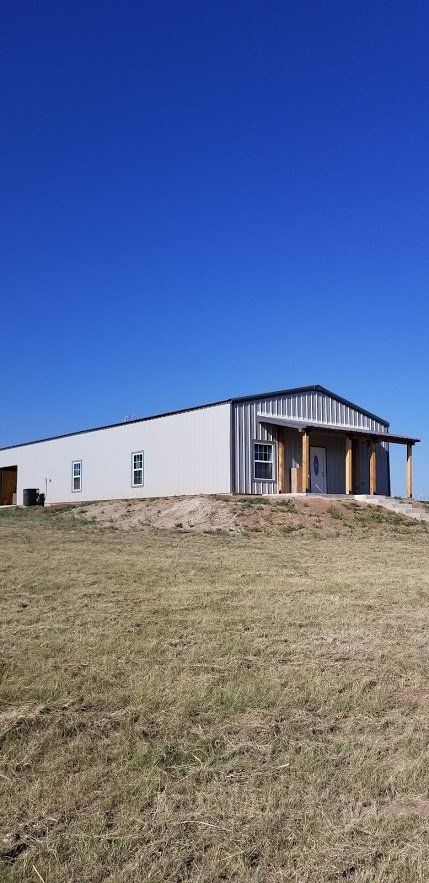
[0,385,419,506]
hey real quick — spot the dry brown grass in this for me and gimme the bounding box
[0,501,428,882]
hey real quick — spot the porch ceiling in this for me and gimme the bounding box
[256,413,420,445]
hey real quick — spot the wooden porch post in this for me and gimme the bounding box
[278,435,285,493]
[352,439,360,493]
[406,443,413,499]
[301,431,310,493]
[345,436,353,495]
[369,441,377,495]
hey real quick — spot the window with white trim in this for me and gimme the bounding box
[253,442,274,480]
[72,460,82,492]
[132,452,144,487]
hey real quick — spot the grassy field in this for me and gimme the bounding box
[0,501,428,882]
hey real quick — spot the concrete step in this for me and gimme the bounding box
[358,499,410,511]
[382,509,427,522]
[355,495,386,501]
[383,504,414,512]
[352,494,428,523]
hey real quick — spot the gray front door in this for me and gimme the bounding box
[310,446,327,493]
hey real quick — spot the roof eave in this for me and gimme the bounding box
[257,413,419,444]
[0,384,392,453]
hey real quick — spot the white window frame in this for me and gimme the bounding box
[131,451,144,487]
[72,460,82,493]
[253,441,275,482]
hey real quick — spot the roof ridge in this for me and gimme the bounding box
[0,385,389,452]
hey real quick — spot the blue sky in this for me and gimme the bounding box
[1,1,427,496]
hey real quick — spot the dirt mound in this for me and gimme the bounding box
[70,494,427,536]
[76,495,237,532]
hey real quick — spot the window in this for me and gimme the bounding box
[253,442,274,480]
[132,451,144,487]
[72,460,82,492]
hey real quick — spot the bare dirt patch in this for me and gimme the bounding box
[380,796,429,820]
[70,493,429,538]
[1,818,58,867]
[80,494,239,532]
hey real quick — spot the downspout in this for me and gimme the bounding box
[386,422,391,497]
[387,444,391,497]
[229,402,235,494]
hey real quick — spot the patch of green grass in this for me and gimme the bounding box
[43,504,76,516]
[369,507,400,524]
[183,679,282,719]
[282,524,301,534]
[327,506,344,520]
[0,507,27,519]
[351,506,423,532]
[276,499,297,513]
[237,496,270,507]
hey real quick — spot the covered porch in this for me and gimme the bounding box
[258,414,419,499]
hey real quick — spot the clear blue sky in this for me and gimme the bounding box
[1,2,427,496]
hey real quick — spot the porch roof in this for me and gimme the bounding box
[256,413,420,445]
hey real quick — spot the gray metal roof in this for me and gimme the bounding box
[0,384,391,451]
[257,413,419,444]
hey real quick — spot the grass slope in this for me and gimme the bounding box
[0,503,428,882]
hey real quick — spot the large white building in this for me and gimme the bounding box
[0,385,419,506]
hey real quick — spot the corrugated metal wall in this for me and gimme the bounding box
[233,390,389,494]
[0,402,232,504]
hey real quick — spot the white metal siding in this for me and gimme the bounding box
[0,403,231,505]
